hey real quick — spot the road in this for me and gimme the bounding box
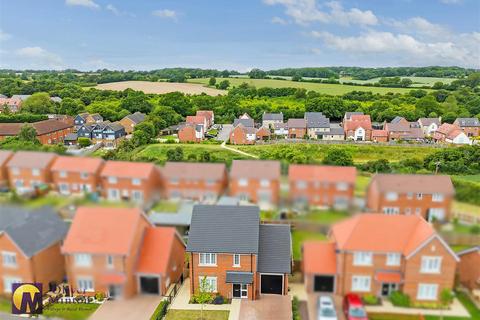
[216,124,233,141]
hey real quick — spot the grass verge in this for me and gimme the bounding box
[165,310,229,320]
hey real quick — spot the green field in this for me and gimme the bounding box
[454,175,480,185]
[188,77,426,95]
[341,76,457,87]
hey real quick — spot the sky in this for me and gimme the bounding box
[0,0,479,71]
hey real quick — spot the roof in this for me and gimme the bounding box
[230,160,281,180]
[372,130,388,137]
[262,112,283,121]
[331,214,436,256]
[303,241,336,274]
[375,271,402,283]
[369,174,454,195]
[51,156,104,174]
[274,122,287,129]
[7,151,56,169]
[289,165,356,184]
[0,119,73,136]
[233,118,254,128]
[418,118,441,126]
[196,110,213,119]
[101,160,156,179]
[136,227,181,274]
[457,246,480,256]
[186,115,206,125]
[149,201,194,227]
[0,150,13,166]
[257,224,292,273]
[107,122,125,131]
[90,113,103,121]
[11,94,31,101]
[455,118,480,127]
[287,118,306,128]
[447,129,465,140]
[0,206,68,258]
[64,133,78,141]
[327,127,344,135]
[186,205,260,254]
[226,271,254,284]
[124,112,146,124]
[344,112,364,120]
[391,116,406,124]
[305,112,329,128]
[344,115,372,131]
[163,162,226,180]
[62,207,146,255]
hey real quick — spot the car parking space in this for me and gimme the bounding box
[307,293,345,320]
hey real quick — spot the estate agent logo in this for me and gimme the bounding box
[11,283,43,315]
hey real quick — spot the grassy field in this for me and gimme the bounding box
[454,175,480,185]
[453,201,480,216]
[42,303,99,320]
[292,230,327,260]
[189,77,425,95]
[95,80,226,96]
[165,310,229,320]
[296,210,350,224]
[342,76,457,86]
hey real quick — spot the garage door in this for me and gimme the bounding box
[260,275,283,295]
[140,276,159,294]
[314,275,334,292]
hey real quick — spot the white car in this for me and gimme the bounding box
[317,295,338,320]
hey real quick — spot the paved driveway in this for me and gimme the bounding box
[239,294,292,320]
[89,295,163,320]
[216,124,233,141]
[307,293,345,320]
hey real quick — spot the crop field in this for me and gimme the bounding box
[95,80,226,96]
[188,77,424,95]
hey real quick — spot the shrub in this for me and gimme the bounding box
[292,296,300,320]
[150,300,169,320]
[213,295,224,305]
[94,292,106,302]
[78,137,91,148]
[470,225,480,235]
[363,294,379,305]
[389,291,410,307]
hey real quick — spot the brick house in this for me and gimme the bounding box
[196,110,214,127]
[418,118,441,137]
[0,97,22,113]
[0,150,13,187]
[453,118,480,137]
[289,165,356,209]
[100,160,162,204]
[229,160,281,209]
[366,174,455,221]
[187,205,291,300]
[305,112,330,139]
[457,246,480,291]
[372,130,388,142]
[0,119,74,145]
[255,126,271,141]
[119,112,146,134]
[262,112,283,129]
[344,114,373,141]
[384,117,425,141]
[287,118,306,138]
[302,214,458,303]
[6,151,57,193]
[62,207,185,299]
[162,162,227,202]
[433,123,471,145]
[51,156,104,195]
[229,124,256,145]
[178,123,204,143]
[0,206,68,294]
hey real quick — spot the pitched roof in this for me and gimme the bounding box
[226,271,254,284]
[11,94,31,101]
[186,205,260,254]
[124,112,146,124]
[369,174,454,195]
[90,113,103,121]
[107,122,125,131]
[0,150,13,166]
[344,115,372,131]
[435,123,459,135]
[51,156,104,174]
[447,129,465,140]
[418,118,441,126]
[0,119,73,136]
[233,118,254,128]
[457,246,480,256]
[7,151,56,169]
[303,241,336,274]
[328,127,345,135]
[287,118,306,128]
[186,115,206,125]
[305,112,329,128]
[289,165,356,184]
[62,207,146,255]
[455,118,480,127]
[257,224,292,273]
[344,112,364,120]
[331,214,436,256]
[136,227,181,274]
[372,129,388,137]
[101,160,156,179]
[163,162,226,180]
[230,160,281,180]
[391,116,406,124]
[0,206,68,258]
[262,112,284,121]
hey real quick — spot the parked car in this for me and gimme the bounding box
[343,294,368,320]
[317,295,337,320]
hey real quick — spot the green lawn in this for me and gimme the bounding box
[42,303,100,320]
[453,201,480,217]
[189,78,429,95]
[292,230,327,260]
[453,175,480,185]
[296,210,349,224]
[0,298,10,313]
[151,201,179,213]
[356,175,372,197]
[165,310,229,320]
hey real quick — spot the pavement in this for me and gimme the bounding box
[169,278,231,311]
[239,294,292,320]
[216,124,233,141]
[221,140,259,158]
[89,295,162,320]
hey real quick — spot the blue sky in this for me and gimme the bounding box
[0,0,478,71]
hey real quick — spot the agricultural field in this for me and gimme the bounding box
[95,80,226,96]
[340,76,458,87]
[188,77,425,95]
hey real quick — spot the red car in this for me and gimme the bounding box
[342,293,368,320]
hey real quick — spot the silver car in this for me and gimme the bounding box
[317,295,338,320]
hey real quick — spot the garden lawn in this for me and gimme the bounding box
[165,310,229,320]
[453,175,480,186]
[292,230,327,260]
[453,201,480,217]
[296,210,349,224]
[42,303,99,320]
[151,201,179,213]
[356,175,372,197]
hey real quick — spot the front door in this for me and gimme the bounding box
[381,283,397,296]
[108,285,122,299]
[232,284,248,298]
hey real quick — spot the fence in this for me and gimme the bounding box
[453,212,480,225]
[256,138,446,148]
[262,219,330,234]
[440,232,480,246]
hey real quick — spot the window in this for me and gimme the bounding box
[336,182,348,191]
[32,168,40,176]
[59,171,68,178]
[199,253,217,266]
[405,207,411,215]
[11,167,20,175]
[233,254,240,267]
[351,276,371,292]
[383,207,399,215]
[417,284,438,300]
[432,193,444,202]
[416,193,423,200]
[132,190,143,202]
[80,172,89,180]
[238,178,248,187]
[74,254,92,267]
[421,257,442,274]
[198,276,217,292]
[170,178,179,185]
[353,252,372,266]
[206,179,215,186]
[415,207,422,215]
[385,192,398,201]
[386,253,401,266]
[108,177,117,184]
[3,277,22,293]
[132,178,141,186]
[77,277,94,292]
[106,255,114,268]
[407,192,413,200]
[296,181,307,189]
[260,179,270,188]
[2,252,17,268]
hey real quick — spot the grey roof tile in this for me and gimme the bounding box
[257,224,292,274]
[226,271,254,284]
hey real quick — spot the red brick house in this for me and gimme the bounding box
[287,118,306,139]
[367,174,455,221]
[187,205,291,300]
[302,214,458,303]
[51,156,104,195]
[178,123,204,143]
[229,124,256,145]
[433,123,471,145]
[384,117,424,141]
[0,150,13,187]
[289,165,357,209]
[0,119,74,145]
[344,114,373,141]
[457,246,480,291]
[372,130,388,142]
[196,110,214,127]
[255,126,271,141]
[229,160,281,208]
[0,96,22,113]
[62,207,185,299]
[453,118,480,137]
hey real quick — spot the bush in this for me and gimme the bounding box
[94,292,106,302]
[470,225,480,235]
[363,294,379,305]
[78,137,91,148]
[292,296,300,320]
[213,295,224,305]
[150,300,169,320]
[389,291,410,307]
[452,178,480,206]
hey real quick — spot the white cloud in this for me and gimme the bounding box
[271,16,288,25]
[387,17,449,39]
[83,59,113,70]
[0,29,11,41]
[106,4,120,16]
[65,0,100,9]
[15,47,64,69]
[152,9,177,20]
[263,0,377,26]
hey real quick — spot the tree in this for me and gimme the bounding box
[166,147,184,161]
[217,80,230,90]
[194,276,214,320]
[439,289,454,320]
[208,77,216,86]
[59,97,85,115]
[18,124,38,142]
[21,92,54,114]
[78,137,91,148]
[322,149,354,166]
[120,94,153,114]
[248,68,267,79]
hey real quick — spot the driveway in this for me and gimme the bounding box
[239,294,292,320]
[307,293,345,320]
[89,295,163,320]
[216,124,233,141]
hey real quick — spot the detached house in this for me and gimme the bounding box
[74,113,103,130]
[196,110,214,127]
[384,117,424,141]
[433,123,471,145]
[229,160,281,209]
[0,96,22,113]
[418,118,441,136]
[62,207,185,299]
[367,174,455,221]
[92,122,126,148]
[229,124,256,145]
[457,246,480,291]
[454,118,480,137]
[289,165,357,209]
[162,162,227,202]
[120,112,146,134]
[178,123,205,143]
[187,205,292,300]
[344,114,373,141]
[262,112,284,128]
[51,156,104,195]
[100,161,161,204]
[305,112,330,139]
[302,214,458,303]
[287,118,306,139]
[0,150,13,187]
[0,206,68,294]
[233,118,254,128]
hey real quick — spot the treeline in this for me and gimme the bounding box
[0,113,48,123]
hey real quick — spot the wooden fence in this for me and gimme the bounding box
[453,212,480,225]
